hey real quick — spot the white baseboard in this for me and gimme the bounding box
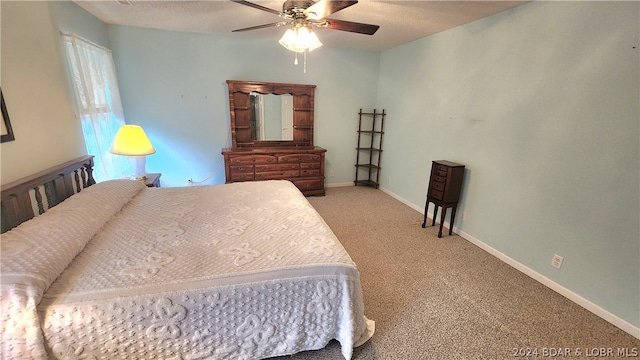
[325,182,355,188]
[378,186,640,340]
[379,186,424,213]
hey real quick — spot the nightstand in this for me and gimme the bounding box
[142,173,161,188]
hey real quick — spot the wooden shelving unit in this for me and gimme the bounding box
[354,109,385,188]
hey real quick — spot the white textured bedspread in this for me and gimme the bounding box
[1,180,373,359]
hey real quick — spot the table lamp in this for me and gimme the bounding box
[110,124,156,180]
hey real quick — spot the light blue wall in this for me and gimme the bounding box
[377,1,639,327]
[0,1,108,183]
[107,25,380,187]
[50,1,111,48]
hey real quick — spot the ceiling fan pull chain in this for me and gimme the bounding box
[303,50,307,73]
[294,51,299,65]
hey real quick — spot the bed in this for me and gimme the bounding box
[0,156,374,359]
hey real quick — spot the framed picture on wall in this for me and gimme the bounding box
[1,87,16,143]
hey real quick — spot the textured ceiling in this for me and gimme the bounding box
[73,0,529,52]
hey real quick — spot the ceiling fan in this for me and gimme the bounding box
[231,0,380,37]
[231,0,379,72]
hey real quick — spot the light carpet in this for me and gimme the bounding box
[272,186,638,359]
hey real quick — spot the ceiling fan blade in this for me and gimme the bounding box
[230,0,281,15]
[323,18,379,35]
[305,0,358,20]
[232,22,285,32]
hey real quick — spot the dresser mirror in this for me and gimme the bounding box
[227,80,316,148]
[250,92,293,141]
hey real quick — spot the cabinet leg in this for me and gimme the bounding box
[432,205,438,226]
[438,206,446,238]
[421,201,429,228]
[449,205,457,235]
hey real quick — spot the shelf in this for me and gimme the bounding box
[355,164,380,169]
[354,180,379,187]
[354,109,386,188]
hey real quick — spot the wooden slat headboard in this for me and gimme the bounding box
[1,155,96,233]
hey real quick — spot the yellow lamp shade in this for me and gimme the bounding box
[110,125,156,156]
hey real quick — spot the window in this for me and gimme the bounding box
[62,33,130,181]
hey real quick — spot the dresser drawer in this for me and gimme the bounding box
[279,154,321,163]
[230,165,253,173]
[254,155,278,164]
[300,162,320,169]
[430,189,444,201]
[230,172,255,181]
[228,155,255,164]
[229,155,277,164]
[292,178,323,191]
[255,170,301,180]
[432,168,448,177]
[255,163,299,172]
[430,181,445,191]
[301,169,320,177]
[433,163,449,172]
[299,154,321,162]
[432,174,446,183]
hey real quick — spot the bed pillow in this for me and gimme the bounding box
[1,179,146,287]
[0,179,146,359]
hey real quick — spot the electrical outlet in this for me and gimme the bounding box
[329,170,335,177]
[461,211,467,221]
[551,254,563,269]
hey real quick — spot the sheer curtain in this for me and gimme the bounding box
[62,33,130,181]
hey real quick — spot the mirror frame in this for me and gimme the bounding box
[227,80,316,148]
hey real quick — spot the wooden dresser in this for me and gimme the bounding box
[422,160,465,237]
[222,147,326,196]
[222,80,326,196]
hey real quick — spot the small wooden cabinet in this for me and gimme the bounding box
[222,147,326,196]
[143,173,161,188]
[422,160,465,238]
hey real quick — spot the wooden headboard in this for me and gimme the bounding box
[1,155,96,233]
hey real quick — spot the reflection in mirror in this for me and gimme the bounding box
[250,92,293,141]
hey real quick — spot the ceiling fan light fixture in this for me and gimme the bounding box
[279,25,322,53]
[232,0,379,73]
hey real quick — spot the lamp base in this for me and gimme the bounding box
[129,156,147,180]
